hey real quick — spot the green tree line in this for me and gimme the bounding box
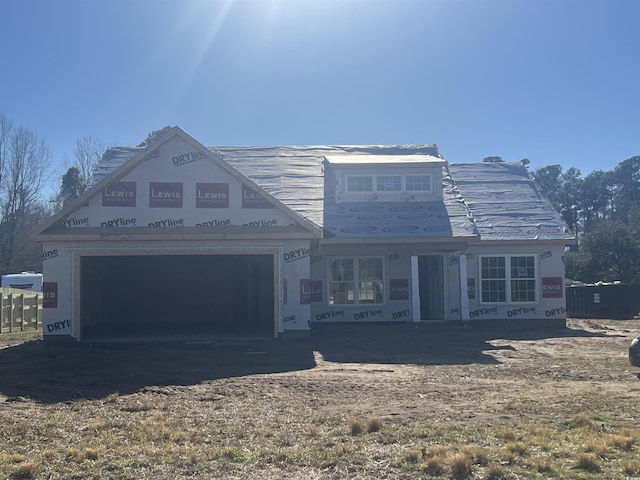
[533,158,640,284]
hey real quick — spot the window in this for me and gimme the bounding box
[329,258,384,305]
[481,256,506,302]
[406,175,432,192]
[376,175,401,191]
[347,176,373,192]
[480,255,536,303]
[510,256,536,302]
[343,173,435,201]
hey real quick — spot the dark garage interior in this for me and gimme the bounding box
[80,254,275,339]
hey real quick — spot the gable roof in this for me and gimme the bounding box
[89,143,443,229]
[32,127,321,239]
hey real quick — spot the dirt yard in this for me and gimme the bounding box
[0,319,639,479]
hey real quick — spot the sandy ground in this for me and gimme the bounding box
[1,318,638,423]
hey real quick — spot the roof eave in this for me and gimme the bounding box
[468,237,577,246]
[33,231,321,242]
[320,235,476,246]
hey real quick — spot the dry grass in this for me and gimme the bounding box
[8,462,38,480]
[366,416,382,433]
[449,451,474,479]
[425,444,450,459]
[103,391,120,403]
[567,413,598,430]
[505,441,527,456]
[423,455,446,476]
[402,448,422,463]
[573,452,601,472]
[610,433,635,451]
[348,418,365,436]
[622,458,640,476]
[0,400,634,480]
[526,456,554,474]
[0,454,28,465]
[0,320,639,479]
[348,416,383,436]
[584,437,609,458]
[66,447,99,462]
[483,463,513,480]
[496,425,520,442]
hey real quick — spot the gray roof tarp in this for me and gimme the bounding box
[91,144,572,242]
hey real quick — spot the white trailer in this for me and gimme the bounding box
[1,272,44,292]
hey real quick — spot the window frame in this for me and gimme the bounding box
[346,175,374,193]
[405,174,433,192]
[479,254,538,304]
[327,256,386,306]
[344,173,433,199]
[376,175,402,192]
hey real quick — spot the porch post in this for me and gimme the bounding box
[411,255,421,322]
[459,253,470,321]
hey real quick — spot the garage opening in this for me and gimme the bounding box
[80,254,275,340]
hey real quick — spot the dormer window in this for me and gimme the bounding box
[325,154,445,203]
[406,175,432,192]
[342,173,434,201]
[376,176,402,192]
[347,176,373,192]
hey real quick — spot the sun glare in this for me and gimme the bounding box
[160,0,236,111]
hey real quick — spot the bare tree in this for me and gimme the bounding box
[0,113,13,201]
[73,136,104,192]
[0,118,51,272]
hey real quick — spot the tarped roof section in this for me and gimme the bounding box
[322,199,476,239]
[322,155,477,239]
[90,146,144,185]
[447,162,574,241]
[218,145,443,227]
[91,144,442,228]
[90,143,572,242]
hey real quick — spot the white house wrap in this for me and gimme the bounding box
[32,127,574,341]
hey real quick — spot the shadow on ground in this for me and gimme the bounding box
[311,321,616,365]
[0,322,615,404]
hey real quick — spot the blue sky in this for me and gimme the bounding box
[1,0,639,185]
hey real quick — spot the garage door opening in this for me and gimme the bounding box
[80,254,275,340]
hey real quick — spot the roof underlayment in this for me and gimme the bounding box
[90,144,573,242]
[447,162,573,241]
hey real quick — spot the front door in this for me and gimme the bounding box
[417,255,444,320]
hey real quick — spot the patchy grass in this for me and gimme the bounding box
[8,462,38,480]
[66,447,99,462]
[0,329,41,345]
[449,451,474,479]
[366,416,383,433]
[1,319,639,479]
[1,395,639,479]
[573,452,601,472]
[484,463,514,480]
[348,418,365,436]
